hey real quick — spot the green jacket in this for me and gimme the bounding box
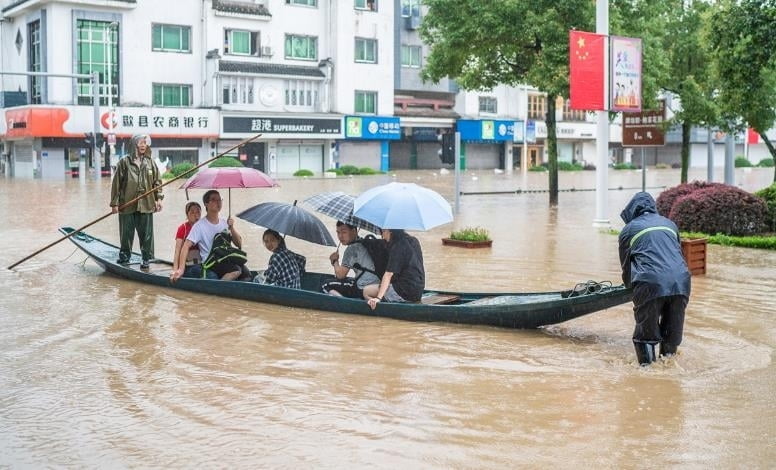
[110,152,163,214]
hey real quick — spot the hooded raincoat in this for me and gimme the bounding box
[618,192,691,308]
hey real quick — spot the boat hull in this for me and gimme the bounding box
[60,227,632,329]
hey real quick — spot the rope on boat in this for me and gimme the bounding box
[564,280,614,298]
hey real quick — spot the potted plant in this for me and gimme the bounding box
[442,227,493,248]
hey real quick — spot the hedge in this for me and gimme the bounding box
[209,157,244,168]
[656,181,723,217]
[755,182,776,232]
[669,185,768,236]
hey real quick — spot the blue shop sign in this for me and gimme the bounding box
[457,119,515,142]
[345,116,401,140]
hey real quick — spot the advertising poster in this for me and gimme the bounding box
[610,36,642,113]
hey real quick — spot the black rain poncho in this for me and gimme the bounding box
[618,192,691,308]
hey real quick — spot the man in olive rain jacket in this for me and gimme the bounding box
[619,192,691,366]
[110,134,163,270]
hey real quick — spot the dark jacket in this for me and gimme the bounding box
[618,192,691,307]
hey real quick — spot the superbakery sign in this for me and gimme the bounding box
[223,116,342,137]
[344,116,401,140]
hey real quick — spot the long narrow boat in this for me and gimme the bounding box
[60,227,632,329]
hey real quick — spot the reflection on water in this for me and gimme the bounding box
[0,168,774,467]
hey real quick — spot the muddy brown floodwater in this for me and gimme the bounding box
[1,167,774,468]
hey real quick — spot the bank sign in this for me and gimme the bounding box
[344,116,401,140]
[223,116,342,136]
[457,119,515,142]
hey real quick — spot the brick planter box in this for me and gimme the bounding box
[681,237,707,276]
[441,238,493,248]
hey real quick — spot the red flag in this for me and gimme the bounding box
[569,30,606,110]
[747,128,760,144]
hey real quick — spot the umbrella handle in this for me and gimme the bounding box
[228,187,231,217]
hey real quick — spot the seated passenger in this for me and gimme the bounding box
[171,190,249,281]
[253,229,306,289]
[364,229,425,309]
[170,201,202,280]
[322,221,381,298]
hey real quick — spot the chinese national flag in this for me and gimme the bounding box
[569,30,606,110]
[747,128,760,144]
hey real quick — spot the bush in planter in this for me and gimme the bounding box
[209,157,243,168]
[358,167,380,175]
[671,162,681,169]
[558,161,583,171]
[449,226,491,242]
[528,165,548,172]
[754,182,776,232]
[338,165,360,175]
[656,180,724,217]
[293,169,314,177]
[162,161,195,179]
[326,168,343,176]
[734,156,753,168]
[655,163,671,169]
[757,158,774,167]
[613,162,637,170]
[669,185,768,236]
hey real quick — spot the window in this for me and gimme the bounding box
[355,38,377,63]
[76,20,119,106]
[528,94,546,120]
[401,0,420,17]
[479,96,497,114]
[225,29,259,56]
[28,20,42,104]
[285,34,317,60]
[562,98,587,121]
[284,80,318,109]
[354,91,377,114]
[152,24,191,53]
[401,45,421,68]
[152,83,192,107]
[355,0,377,11]
[286,0,316,6]
[221,76,255,105]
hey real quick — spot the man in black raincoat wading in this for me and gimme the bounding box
[619,192,691,365]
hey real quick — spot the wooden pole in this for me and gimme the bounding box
[7,134,262,270]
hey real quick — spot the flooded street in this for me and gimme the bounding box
[1,168,774,468]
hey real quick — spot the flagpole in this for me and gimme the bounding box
[593,0,610,227]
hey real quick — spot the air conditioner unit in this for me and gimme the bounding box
[261,46,273,57]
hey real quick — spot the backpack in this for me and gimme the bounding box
[352,234,389,280]
[202,230,247,277]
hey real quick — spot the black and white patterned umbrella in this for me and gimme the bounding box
[303,191,382,234]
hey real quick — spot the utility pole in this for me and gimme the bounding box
[593,0,610,227]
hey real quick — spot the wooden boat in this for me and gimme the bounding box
[60,227,633,329]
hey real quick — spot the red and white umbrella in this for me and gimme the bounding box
[180,167,278,215]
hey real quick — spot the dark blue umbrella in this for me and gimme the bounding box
[236,200,336,247]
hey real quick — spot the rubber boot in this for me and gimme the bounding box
[659,342,678,357]
[633,341,656,366]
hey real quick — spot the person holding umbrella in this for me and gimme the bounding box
[110,134,163,270]
[364,228,425,309]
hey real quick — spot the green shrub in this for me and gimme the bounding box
[669,184,768,236]
[558,161,583,171]
[613,162,637,170]
[326,168,343,175]
[162,162,196,180]
[209,157,244,168]
[528,165,548,172]
[293,169,314,177]
[734,156,753,168]
[755,183,776,232]
[757,158,774,167]
[358,167,380,175]
[449,226,491,242]
[681,232,776,250]
[338,165,360,175]
[655,163,670,169]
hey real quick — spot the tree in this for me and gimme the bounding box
[658,0,719,183]
[421,0,669,205]
[709,0,776,183]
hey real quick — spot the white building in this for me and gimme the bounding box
[0,0,395,179]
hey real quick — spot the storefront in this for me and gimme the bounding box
[220,115,343,176]
[0,106,218,179]
[534,121,597,166]
[457,119,516,170]
[339,116,401,171]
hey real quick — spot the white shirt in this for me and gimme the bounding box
[186,217,228,260]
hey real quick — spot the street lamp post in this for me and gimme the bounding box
[593,0,610,227]
[104,22,118,174]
